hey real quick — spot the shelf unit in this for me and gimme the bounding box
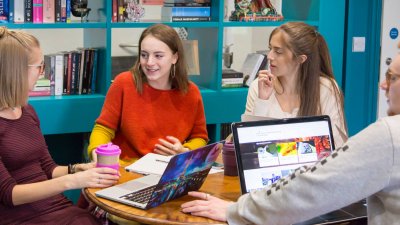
[5,0,346,142]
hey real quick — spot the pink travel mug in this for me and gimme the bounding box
[95,143,121,171]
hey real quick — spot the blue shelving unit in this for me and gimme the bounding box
[4,0,346,142]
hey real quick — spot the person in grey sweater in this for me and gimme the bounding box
[181,51,400,224]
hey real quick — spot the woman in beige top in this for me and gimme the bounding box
[244,22,347,147]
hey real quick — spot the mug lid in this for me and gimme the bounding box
[95,142,121,155]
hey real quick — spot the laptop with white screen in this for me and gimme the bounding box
[231,115,335,194]
[95,142,222,209]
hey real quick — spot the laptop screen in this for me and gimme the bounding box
[231,115,335,194]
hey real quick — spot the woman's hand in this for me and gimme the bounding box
[74,162,96,172]
[154,136,189,155]
[258,70,275,100]
[71,167,120,189]
[181,191,233,222]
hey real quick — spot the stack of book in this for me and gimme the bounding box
[29,78,51,96]
[0,0,72,24]
[161,0,211,22]
[29,48,100,97]
[222,69,243,88]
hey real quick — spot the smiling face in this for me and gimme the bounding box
[381,54,400,116]
[267,31,301,78]
[139,35,178,90]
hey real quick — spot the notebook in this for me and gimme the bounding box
[95,142,223,209]
[231,115,335,194]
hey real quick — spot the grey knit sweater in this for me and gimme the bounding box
[228,115,400,225]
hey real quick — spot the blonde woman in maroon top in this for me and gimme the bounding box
[0,27,120,224]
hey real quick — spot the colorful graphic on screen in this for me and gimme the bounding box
[146,143,222,208]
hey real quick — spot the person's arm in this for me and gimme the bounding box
[88,123,116,161]
[227,117,395,225]
[183,137,207,150]
[11,167,119,206]
[320,79,348,148]
[244,78,259,115]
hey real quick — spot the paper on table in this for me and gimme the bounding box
[125,153,223,175]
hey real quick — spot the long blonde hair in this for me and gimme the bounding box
[0,27,40,108]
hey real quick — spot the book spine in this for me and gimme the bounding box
[14,0,25,23]
[117,0,125,22]
[0,0,10,22]
[166,6,211,17]
[70,52,78,95]
[60,0,66,22]
[170,16,210,22]
[90,49,98,94]
[29,90,51,96]
[8,0,14,23]
[222,78,244,84]
[112,0,117,22]
[55,0,61,22]
[82,49,92,94]
[62,52,69,94]
[78,49,86,94]
[25,0,33,22]
[42,0,55,23]
[66,52,72,95]
[86,49,94,94]
[49,55,55,95]
[65,0,70,23]
[32,0,43,23]
[54,54,64,95]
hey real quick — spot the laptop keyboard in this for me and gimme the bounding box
[120,185,156,204]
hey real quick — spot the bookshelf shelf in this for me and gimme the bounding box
[3,0,346,142]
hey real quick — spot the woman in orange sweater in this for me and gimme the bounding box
[88,24,208,164]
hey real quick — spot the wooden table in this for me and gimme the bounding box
[85,169,241,225]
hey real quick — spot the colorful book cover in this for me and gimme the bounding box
[0,0,9,22]
[33,0,43,23]
[43,0,55,23]
[61,0,66,22]
[161,6,211,17]
[66,0,71,23]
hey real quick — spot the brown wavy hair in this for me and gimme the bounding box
[130,24,189,94]
[270,22,345,122]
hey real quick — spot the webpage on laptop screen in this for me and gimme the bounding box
[236,121,333,192]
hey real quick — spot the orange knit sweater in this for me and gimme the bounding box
[96,71,208,160]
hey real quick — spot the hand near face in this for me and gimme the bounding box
[71,167,120,189]
[181,191,233,222]
[258,70,275,100]
[154,136,189,155]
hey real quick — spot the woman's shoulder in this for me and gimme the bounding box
[319,76,339,93]
[114,71,133,83]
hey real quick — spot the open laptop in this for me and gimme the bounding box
[95,142,223,209]
[231,115,335,194]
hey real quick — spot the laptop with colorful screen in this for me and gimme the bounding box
[231,115,335,194]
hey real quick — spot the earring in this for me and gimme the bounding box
[171,64,176,78]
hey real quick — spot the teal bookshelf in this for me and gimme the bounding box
[4,0,346,142]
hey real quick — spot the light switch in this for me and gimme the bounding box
[352,37,366,52]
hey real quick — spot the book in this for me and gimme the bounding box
[14,0,24,23]
[161,6,211,17]
[222,69,243,88]
[25,0,33,22]
[241,53,266,86]
[168,16,210,22]
[32,0,43,23]
[42,0,55,23]
[125,153,223,175]
[182,40,200,75]
[0,0,10,22]
[55,0,61,22]
[54,54,64,96]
